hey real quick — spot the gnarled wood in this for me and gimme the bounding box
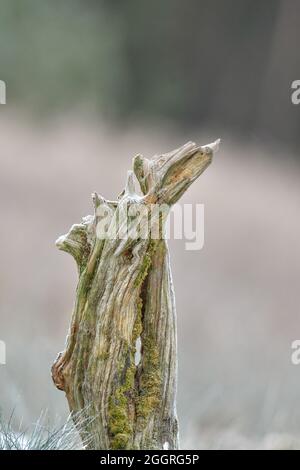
[52,139,219,449]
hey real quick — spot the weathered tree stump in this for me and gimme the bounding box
[52,139,219,450]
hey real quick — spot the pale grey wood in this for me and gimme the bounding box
[52,139,219,449]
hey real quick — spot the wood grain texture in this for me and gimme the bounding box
[52,140,219,449]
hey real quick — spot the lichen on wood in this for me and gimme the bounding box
[52,139,219,449]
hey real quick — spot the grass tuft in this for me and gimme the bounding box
[0,410,93,450]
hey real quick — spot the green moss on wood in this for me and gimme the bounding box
[133,297,143,342]
[108,360,135,449]
[134,240,162,426]
[134,253,151,289]
[136,333,161,423]
[98,351,109,361]
[134,240,156,289]
[108,240,162,448]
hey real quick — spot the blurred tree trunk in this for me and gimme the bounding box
[51,139,218,450]
[257,0,300,145]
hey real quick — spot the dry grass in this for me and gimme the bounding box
[0,410,91,450]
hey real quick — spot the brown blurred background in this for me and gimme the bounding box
[0,0,300,449]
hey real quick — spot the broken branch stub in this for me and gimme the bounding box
[52,139,219,449]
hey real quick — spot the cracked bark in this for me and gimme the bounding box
[52,139,219,449]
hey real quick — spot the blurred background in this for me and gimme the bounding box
[0,0,300,449]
